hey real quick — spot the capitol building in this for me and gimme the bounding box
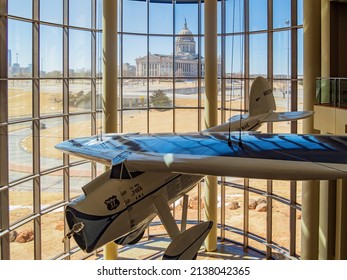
[135,20,221,77]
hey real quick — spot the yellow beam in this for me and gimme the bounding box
[103,0,118,260]
[204,0,218,252]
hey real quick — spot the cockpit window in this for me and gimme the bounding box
[110,163,131,179]
[129,171,144,178]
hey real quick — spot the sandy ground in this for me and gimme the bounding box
[7,80,303,259]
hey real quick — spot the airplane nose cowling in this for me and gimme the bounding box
[64,174,131,253]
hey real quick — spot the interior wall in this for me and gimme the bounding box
[330,1,347,77]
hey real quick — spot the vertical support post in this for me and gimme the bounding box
[0,0,9,260]
[103,0,118,260]
[301,0,321,260]
[204,0,218,252]
[319,180,336,259]
[290,0,298,258]
[336,179,347,259]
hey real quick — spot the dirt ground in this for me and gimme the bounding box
[7,80,304,259]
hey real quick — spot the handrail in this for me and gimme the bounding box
[316,77,347,108]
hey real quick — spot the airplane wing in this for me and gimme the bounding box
[55,132,347,181]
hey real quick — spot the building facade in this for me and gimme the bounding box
[135,20,220,77]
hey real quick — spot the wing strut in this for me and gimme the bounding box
[154,195,180,240]
[181,194,189,232]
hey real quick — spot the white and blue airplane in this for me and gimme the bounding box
[56,77,347,259]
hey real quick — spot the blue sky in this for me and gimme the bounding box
[7,0,303,76]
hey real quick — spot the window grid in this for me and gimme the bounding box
[1,0,303,260]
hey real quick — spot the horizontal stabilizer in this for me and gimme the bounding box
[262,111,314,123]
[162,221,213,260]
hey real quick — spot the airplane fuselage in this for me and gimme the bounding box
[65,164,202,253]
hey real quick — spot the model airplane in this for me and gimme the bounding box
[56,77,347,259]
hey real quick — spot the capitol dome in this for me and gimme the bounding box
[176,19,196,56]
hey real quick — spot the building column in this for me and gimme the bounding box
[204,0,218,252]
[319,180,336,259]
[336,179,347,259]
[302,0,321,260]
[103,0,118,260]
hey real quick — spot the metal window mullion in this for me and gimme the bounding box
[62,0,70,256]
[220,0,226,242]
[146,0,149,133]
[91,0,97,179]
[119,0,124,133]
[243,0,249,251]
[32,0,41,260]
[0,0,10,260]
[266,0,273,260]
[173,1,175,133]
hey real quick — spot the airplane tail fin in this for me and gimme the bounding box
[206,76,313,132]
[248,76,276,116]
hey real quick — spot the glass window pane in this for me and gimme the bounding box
[123,79,148,109]
[298,0,303,26]
[225,35,244,77]
[41,210,65,259]
[249,33,267,77]
[149,109,173,133]
[41,175,63,210]
[40,0,63,24]
[69,115,91,163]
[273,31,291,77]
[8,0,32,19]
[122,110,148,133]
[69,163,93,198]
[175,35,199,77]
[69,114,91,138]
[225,0,244,33]
[149,79,173,109]
[8,20,32,78]
[149,36,173,77]
[97,0,103,30]
[123,35,147,77]
[298,28,303,77]
[123,0,147,33]
[9,122,33,182]
[69,0,92,28]
[175,109,198,132]
[249,0,267,31]
[69,79,92,112]
[149,1,173,34]
[69,29,91,77]
[40,80,63,116]
[10,221,35,260]
[273,0,291,29]
[40,25,63,77]
[175,79,199,107]
[8,80,32,120]
[40,117,63,171]
[9,180,33,225]
[175,2,198,35]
